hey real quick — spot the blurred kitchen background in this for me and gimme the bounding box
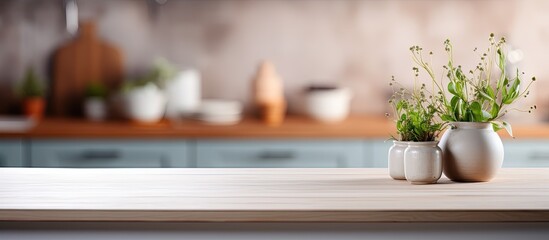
[0,0,547,119]
[1,0,549,169]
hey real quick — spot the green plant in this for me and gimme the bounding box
[85,81,108,99]
[18,67,45,98]
[388,77,446,142]
[410,34,536,137]
[122,58,177,91]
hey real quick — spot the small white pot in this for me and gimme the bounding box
[124,83,167,123]
[388,141,408,180]
[305,88,351,122]
[84,98,107,121]
[404,141,443,185]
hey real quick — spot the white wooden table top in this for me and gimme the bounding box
[1,168,548,222]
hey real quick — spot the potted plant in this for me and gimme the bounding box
[18,67,46,120]
[84,81,108,121]
[411,34,536,182]
[388,76,445,184]
[121,58,175,123]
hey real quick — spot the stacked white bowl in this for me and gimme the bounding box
[196,99,243,125]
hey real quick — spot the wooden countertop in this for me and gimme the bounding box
[0,115,547,139]
[1,168,549,222]
[0,116,396,139]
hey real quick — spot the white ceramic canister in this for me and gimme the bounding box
[165,69,201,118]
[84,97,107,121]
[439,122,504,182]
[388,141,408,180]
[404,141,443,185]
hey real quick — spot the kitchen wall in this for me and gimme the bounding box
[0,0,548,121]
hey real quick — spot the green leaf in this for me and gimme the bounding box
[448,82,457,95]
[498,74,505,90]
[464,108,473,122]
[486,85,495,99]
[490,102,500,119]
[456,68,465,81]
[491,122,503,132]
[511,78,521,94]
[470,101,482,121]
[502,121,513,138]
[497,48,505,71]
[491,120,514,138]
[450,96,462,120]
[503,77,521,105]
[450,96,459,110]
[456,82,464,98]
[441,114,454,121]
[478,89,494,102]
[503,78,520,104]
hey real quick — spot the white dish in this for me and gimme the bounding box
[197,114,242,125]
[0,116,36,132]
[198,99,243,116]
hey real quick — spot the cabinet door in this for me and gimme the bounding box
[370,140,392,168]
[0,139,25,167]
[196,140,365,168]
[30,140,191,168]
[503,140,549,167]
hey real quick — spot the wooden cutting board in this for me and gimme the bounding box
[52,22,124,116]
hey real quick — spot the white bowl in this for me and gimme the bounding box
[196,99,243,125]
[123,83,167,123]
[305,88,352,122]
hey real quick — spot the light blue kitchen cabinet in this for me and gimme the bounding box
[503,140,549,167]
[0,139,25,167]
[370,140,392,167]
[371,139,549,168]
[196,140,367,168]
[29,140,191,168]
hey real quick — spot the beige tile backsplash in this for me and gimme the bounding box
[0,0,547,120]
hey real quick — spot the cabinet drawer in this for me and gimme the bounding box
[196,140,365,168]
[30,140,191,168]
[503,140,549,167]
[0,139,25,167]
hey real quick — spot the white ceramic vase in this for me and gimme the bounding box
[404,141,443,185]
[388,141,408,180]
[439,122,504,182]
[84,98,107,121]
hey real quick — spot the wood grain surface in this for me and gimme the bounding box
[1,115,546,139]
[0,115,396,139]
[1,168,549,222]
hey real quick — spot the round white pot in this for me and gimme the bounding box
[305,88,351,123]
[404,141,442,185]
[124,83,167,123]
[388,141,408,180]
[439,122,504,182]
[84,98,107,121]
